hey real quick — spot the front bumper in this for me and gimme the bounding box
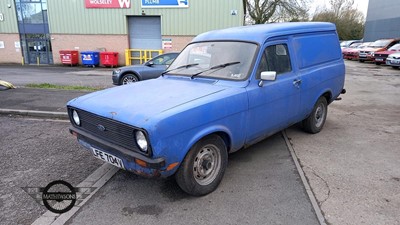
[69,126,173,177]
[343,54,358,60]
[386,59,400,67]
[358,54,374,61]
[112,71,120,85]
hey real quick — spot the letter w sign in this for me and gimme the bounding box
[85,0,131,8]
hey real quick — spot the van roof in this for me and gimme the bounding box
[192,22,337,45]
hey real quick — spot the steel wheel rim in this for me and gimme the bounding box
[122,75,137,85]
[193,144,221,186]
[314,103,326,128]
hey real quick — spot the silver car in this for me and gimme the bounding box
[386,52,400,69]
[112,52,179,85]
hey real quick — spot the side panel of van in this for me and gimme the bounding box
[292,32,345,118]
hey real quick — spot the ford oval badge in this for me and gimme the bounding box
[97,124,106,132]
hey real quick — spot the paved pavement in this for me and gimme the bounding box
[0,64,114,88]
[0,64,113,118]
[0,88,88,119]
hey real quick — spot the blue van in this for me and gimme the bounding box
[67,22,345,196]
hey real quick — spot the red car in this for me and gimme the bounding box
[343,42,372,60]
[341,42,362,58]
[373,43,400,65]
[359,38,400,62]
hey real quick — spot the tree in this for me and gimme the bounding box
[312,0,365,40]
[245,0,310,24]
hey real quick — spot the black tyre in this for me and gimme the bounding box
[121,73,139,85]
[175,135,228,196]
[359,60,365,63]
[392,66,399,69]
[375,62,382,65]
[302,97,328,134]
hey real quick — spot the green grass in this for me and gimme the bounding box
[25,83,103,91]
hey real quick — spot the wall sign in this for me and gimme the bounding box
[85,0,131,8]
[162,38,172,49]
[141,0,188,8]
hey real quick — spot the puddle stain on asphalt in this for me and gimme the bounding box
[122,205,163,216]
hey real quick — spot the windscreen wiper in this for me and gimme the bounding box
[161,63,199,76]
[190,61,240,79]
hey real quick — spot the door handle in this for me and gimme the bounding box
[293,79,302,87]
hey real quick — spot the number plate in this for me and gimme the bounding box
[375,58,383,61]
[91,147,125,169]
[393,60,400,64]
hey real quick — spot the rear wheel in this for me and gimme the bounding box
[175,135,228,196]
[121,73,139,85]
[302,97,328,134]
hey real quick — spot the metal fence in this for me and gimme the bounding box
[125,49,163,65]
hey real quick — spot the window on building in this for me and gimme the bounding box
[15,0,46,24]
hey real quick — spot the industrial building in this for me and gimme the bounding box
[364,0,400,41]
[0,0,244,66]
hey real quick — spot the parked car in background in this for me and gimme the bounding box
[343,42,372,60]
[341,42,363,58]
[386,52,400,69]
[340,40,362,49]
[112,52,179,85]
[373,44,400,65]
[359,38,400,63]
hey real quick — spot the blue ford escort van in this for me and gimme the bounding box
[67,22,346,196]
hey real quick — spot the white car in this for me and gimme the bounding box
[386,52,400,69]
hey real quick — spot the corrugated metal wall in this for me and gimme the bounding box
[0,0,18,33]
[364,0,400,41]
[47,0,244,35]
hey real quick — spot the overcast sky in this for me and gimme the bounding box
[311,0,369,16]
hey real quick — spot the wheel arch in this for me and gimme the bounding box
[304,90,332,119]
[185,128,233,157]
[322,91,333,104]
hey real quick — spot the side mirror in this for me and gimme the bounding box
[260,71,277,81]
[146,61,154,67]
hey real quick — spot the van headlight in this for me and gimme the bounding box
[135,130,148,153]
[72,110,81,126]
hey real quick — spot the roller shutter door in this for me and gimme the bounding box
[128,16,162,50]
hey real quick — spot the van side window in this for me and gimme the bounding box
[257,44,292,78]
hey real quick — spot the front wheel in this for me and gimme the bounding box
[175,135,228,196]
[302,97,328,134]
[121,73,139,85]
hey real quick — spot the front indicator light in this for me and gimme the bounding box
[135,130,148,153]
[134,158,148,168]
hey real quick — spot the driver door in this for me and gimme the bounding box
[245,41,301,144]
